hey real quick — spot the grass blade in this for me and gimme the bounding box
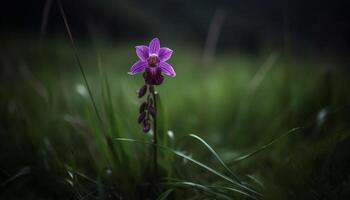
[189,133,241,184]
[1,166,31,186]
[57,0,116,161]
[156,189,174,200]
[231,127,303,163]
[208,185,258,200]
[114,138,260,197]
[162,177,257,199]
[164,181,232,200]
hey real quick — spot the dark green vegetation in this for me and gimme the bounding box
[1,38,350,199]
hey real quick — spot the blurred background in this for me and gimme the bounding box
[2,0,350,54]
[1,0,350,199]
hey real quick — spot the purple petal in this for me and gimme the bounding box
[158,48,173,61]
[128,60,147,75]
[135,45,149,61]
[149,38,160,55]
[159,62,176,77]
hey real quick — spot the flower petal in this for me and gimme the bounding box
[158,47,173,61]
[149,38,160,55]
[135,45,149,61]
[159,62,176,77]
[128,60,147,75]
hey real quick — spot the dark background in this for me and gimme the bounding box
[1,0,350,55]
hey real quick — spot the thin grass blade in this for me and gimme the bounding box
[57,0,116,162]
[231,127,303,163]
[162,177,258,199]
[156,189,175,200]
[189,133,241,183]
[114,138,260,196]
[164,181,233,200]
[1,166,31,186]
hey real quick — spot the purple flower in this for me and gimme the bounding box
[128,38,176,85]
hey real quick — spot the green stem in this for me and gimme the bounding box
[151,89,158,179]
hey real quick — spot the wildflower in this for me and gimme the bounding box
[129,38,175,177]
[128,38,176,85]
[129,38,175,136]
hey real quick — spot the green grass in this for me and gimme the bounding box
[1,38,350,199]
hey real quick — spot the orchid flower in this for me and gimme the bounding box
[128,38,176,85]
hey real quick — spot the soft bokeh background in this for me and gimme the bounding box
[1,0,350,199]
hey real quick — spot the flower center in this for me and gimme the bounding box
[147,55,158,67]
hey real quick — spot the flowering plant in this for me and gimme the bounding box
[128,38,176,177]
[129,38,175,132]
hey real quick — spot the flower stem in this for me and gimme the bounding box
[151,88,158,180]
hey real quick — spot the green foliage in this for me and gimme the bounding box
[1,39,350,199]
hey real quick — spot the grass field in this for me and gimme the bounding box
[1,37,350,199]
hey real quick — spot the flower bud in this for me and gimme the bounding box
[139,102,147,113]
[138,85,147,98]
[143,121,151,132]
[138,112,146,124]
[149,106,156,118]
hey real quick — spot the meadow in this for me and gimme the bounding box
[1,34,350,199]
